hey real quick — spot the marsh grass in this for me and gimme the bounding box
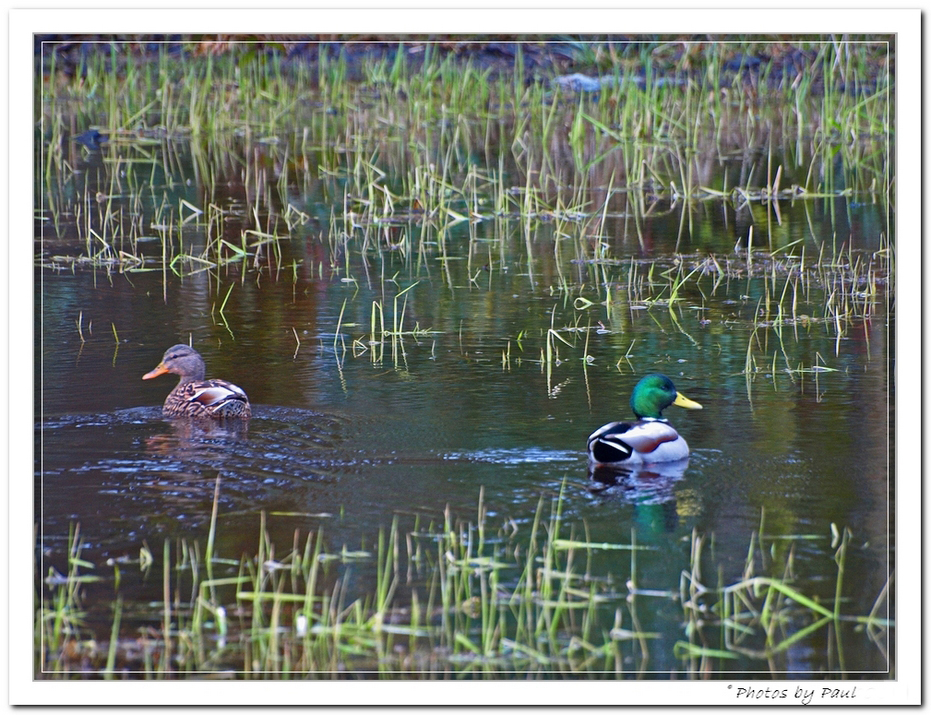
[566,230,888,391]
[37,484,891,679]
[675,517,891,673]
[40,39,891,246]
[39,41,892,359]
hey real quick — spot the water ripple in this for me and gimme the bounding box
[441,447,582,465]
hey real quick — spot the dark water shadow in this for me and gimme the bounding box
[37,406,362,546]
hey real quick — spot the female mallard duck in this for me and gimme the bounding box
[587,374,701,466]
[142,344,251,419]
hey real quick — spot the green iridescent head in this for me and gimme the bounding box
[629,374,702,419]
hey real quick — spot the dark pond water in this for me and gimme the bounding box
[36,127,892,677]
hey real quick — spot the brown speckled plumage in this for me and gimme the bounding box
[143,344,251,419]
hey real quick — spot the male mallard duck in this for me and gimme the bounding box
[587,374,701,466]
[142,344,251,419]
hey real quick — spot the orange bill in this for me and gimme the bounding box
[142,364,169,380]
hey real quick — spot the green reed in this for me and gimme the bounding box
[675,515,890,674]
[41,39,892,197]
[39,48,892,304]
[37,482,891,679]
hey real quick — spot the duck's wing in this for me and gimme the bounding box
[587,420,680,463]
[187,380,248,406]
[176,379,251,417]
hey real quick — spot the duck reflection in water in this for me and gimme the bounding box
[588,459,690,534]
[143,413,249,457]
[589,458,689,497]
